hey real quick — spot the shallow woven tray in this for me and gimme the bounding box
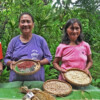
[43,79,72,96]
[12,59,40,75]
[64,68,92,86]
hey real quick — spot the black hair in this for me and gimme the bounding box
[19,12,34,23]
[61,18,83,44]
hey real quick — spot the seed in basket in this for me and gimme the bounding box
[16,61,36,72]
[64,70,91,85]
[12,59,41,75]
[15,65,36,73]
[17,61,35,68]
[43,80,72,96]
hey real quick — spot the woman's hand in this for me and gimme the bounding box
[84,54,93,75]
[10,61,16,70]
[53,57,65,72]
[61,70,67,80]
[60,68,67,73]
[0,62,3,75]
[39,58,49,65]
[84,68,91,76]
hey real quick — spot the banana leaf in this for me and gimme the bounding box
[0,81,100,100]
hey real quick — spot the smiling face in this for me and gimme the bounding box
[19,14,34,35]
[67,22,81,42]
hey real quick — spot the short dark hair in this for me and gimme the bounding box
[61,18,83,44]
[19,12,34,23]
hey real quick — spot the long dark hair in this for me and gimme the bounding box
[61,18,83,44]
[19,12,34,23]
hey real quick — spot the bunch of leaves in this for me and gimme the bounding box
[90,51,100,88]
[92,79,100,88]
[44,64,59,80]
[0,66,10,83]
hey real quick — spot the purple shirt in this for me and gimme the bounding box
[4,34,52,81]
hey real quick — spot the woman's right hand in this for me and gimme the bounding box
[10,61,16,70]
[60,69,67,80]
[60,68,67,73]
[61,72,66,80]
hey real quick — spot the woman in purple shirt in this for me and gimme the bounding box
[4,12,52,82]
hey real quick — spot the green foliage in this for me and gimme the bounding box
[92,79,100,88]
[44,64,59,80]
[74,0,100,12]
[0,67,9,83]
[90,51,100,87]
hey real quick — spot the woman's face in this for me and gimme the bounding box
[19,14,34,35]
[67,22,81,42]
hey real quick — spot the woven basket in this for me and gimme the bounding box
[12,59,40,75]
[64,68,92,86]
[43,79,72,97]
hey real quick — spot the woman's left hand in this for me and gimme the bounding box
[39,58,49,65]
[84,68,91,75]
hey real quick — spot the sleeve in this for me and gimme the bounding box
[55,44,63,57]
[4,39,15,65]
[0,42,3,60]
[41,38,52,63]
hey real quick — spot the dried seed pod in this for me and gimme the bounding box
[35,91,56,100]
[32,96,40,100]
[20,86,29,94]
[29,88,41,94]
